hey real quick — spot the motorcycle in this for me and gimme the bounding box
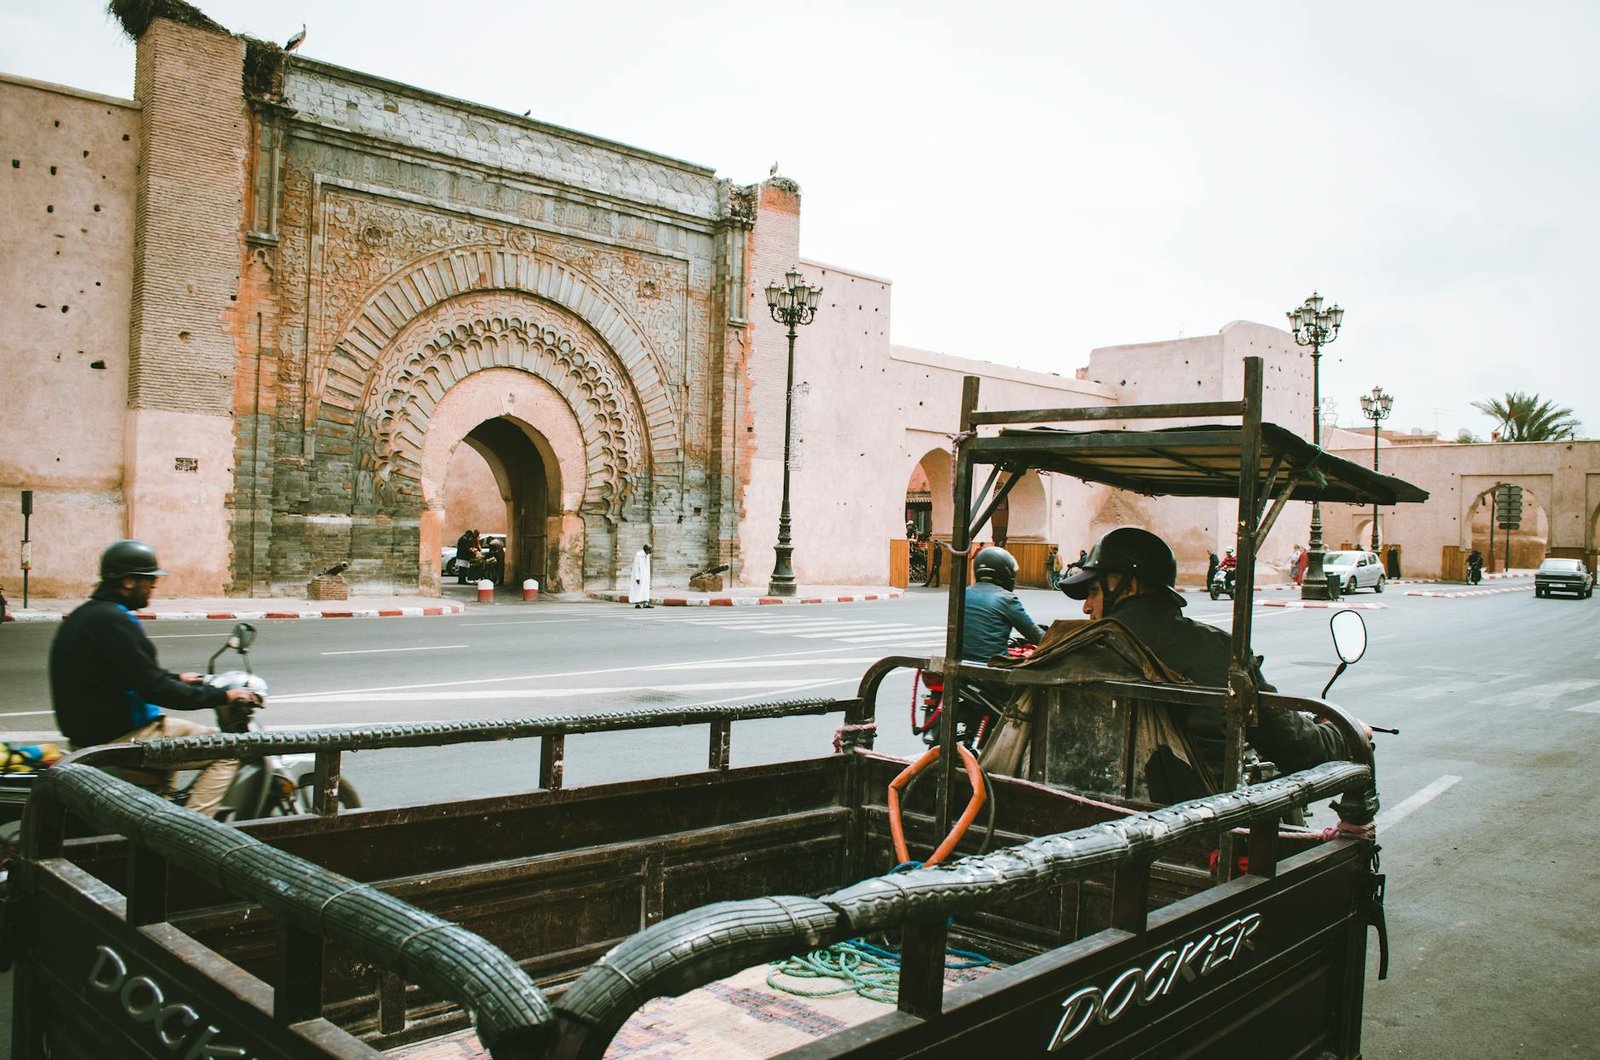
[1466,555,1484,585]
[1209,565,1236,600]
[912,641,1034,751]
[185,622,362,820]
[2,624,360,866]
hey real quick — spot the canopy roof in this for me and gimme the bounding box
[973,422,1429,505]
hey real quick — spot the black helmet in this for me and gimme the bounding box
[1059,527,1181,604]
[100,539,168,580]
[973,546,1019,591]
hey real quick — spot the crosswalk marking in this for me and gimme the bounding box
[1375,775,1462,833]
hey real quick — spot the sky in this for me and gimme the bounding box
[5,1,1596,441]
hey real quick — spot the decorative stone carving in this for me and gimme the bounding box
[352,301,646,523]
[726,183,758,228]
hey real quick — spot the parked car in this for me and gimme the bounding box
[1321,549,1386,594]
[1534,557,1593,599]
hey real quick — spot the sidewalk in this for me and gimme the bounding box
[5,583,905,622]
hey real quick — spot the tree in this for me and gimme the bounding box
[1471,392,1581,441]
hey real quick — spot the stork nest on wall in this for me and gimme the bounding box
[108,0,228,39]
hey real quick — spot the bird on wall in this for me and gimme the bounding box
[770,161,780,177]
[284,24,307,52]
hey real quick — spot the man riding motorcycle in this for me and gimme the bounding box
[49,540,258,817]
[962,546,1043,661]
[1060,527,1364,798]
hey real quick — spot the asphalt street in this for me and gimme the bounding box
[2,578,1596,1056]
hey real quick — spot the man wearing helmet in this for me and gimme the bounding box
[962,546,1043,662]
[49,540,256,817]
[1060,527,1359,791]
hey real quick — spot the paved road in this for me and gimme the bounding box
[3,579,1596,1055]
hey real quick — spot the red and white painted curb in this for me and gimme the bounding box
[1404,585,1530,599]
[6,603,465,623]
[590,590,904,608]
[1258,599,1387,610]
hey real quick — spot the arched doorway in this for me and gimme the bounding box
[1467,483,1549,571]
[443,418,554,588]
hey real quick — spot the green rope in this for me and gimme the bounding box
[766,937,990,1004]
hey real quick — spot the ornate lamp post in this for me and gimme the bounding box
[1287,291,1343,600]
[765,269,822,596]
[1359,385,1393,551]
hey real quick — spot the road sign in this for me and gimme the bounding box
[1495,484,1522,530]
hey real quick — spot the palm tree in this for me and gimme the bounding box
[1471,392,1581,441]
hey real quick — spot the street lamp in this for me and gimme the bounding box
[1286,291,1344,600]
[764,269,823,596]
[1359,385,1393,551]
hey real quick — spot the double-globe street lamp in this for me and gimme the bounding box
[1359,385,1393,551]
[1287,291,1344,600]
[765,269,823,596]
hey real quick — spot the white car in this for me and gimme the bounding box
[1321,550,1386,594]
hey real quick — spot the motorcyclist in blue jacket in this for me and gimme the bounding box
[50,540,256,817]
[961,546,1043,662]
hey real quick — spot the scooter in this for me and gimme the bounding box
[1209,565,1236,600]
[912,641,1033,751]
[183,622,361,820]
[1466,555,1484,585]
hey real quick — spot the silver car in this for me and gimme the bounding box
[1322,550,1386,594]
[1535,558,1594,599]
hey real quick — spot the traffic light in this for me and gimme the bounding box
[1495,484,1523,530]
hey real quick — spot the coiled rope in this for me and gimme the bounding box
[767,936,990,1003]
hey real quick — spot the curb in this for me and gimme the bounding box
[6,603,465,623]
[1404,585,1530,599]
[1259,599,1387,610]
[588,590,903,607]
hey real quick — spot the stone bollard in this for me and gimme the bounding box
[522,578,539,602]
[477,579,495,603]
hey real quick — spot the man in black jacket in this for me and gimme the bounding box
[50,540,256,817]
[1060,527,1365,793]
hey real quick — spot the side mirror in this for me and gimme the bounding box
[228,622,257,651]
[1329,609,1367,665]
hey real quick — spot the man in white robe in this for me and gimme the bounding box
[630,544,653,608]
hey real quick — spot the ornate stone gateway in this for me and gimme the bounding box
[184,19,758,595]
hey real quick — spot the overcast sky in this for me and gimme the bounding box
[5,1,1595,440]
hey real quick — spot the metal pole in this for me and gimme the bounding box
[20,489,32,608]
[768,321,799,596]
[1371,418,1381,551]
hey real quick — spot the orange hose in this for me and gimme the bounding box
[887,743,989,867]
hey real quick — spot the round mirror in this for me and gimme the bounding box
[1329,609,1367,665]
[229,621,257,651]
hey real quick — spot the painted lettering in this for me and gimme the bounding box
[1048,988,1101,1050]
[1139,949,1178,1005]
[82,944,253,1058]
[1046,914,1269,1052]
[156,1004,200,1049]
[88,945,127,992]
[1097,967,1142,1024]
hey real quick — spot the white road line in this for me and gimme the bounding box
[689,619,884,631]
[265,644,887,700]
[794,626,932,639]
[273,679,826,704]
[147,632,239,640]
[2,710,57,718]
[458,619,588,627]
[321,644,468,656]
[1375,775,1462,833]
[835,632,945,645]
[1567,702,1600,714]
[648,658,885,671]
